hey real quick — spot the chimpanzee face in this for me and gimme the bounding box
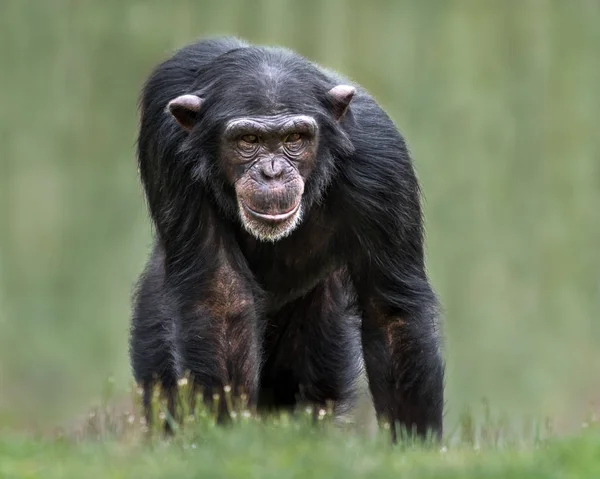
[218,114,319,241]
[166,84,354,242]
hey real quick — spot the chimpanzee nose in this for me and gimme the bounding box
[260,158,285,180]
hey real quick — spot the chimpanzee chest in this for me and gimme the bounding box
[240,221,341,310]
[262,251,338,300]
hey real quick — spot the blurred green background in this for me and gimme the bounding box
[1,0,599,432]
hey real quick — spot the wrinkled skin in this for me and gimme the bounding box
[220,114,319,242]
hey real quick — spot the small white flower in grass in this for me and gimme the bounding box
[224,385,232,393]
[127,414,135,424]
[178,377,188,387]
[159,412,166,420]
[440,446,448,454]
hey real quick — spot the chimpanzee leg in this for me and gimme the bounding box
[259,272,363,417]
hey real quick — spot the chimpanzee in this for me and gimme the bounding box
[129,36,444,442]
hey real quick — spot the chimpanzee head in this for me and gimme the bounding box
[165,47,355,242]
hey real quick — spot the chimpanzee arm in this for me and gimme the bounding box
[177,293,261,422]
[350,250,444,442]
[166,231,262,422]
[340,100,444,442]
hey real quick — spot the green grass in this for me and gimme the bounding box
[2,383,599,478]
[1,411,599,478]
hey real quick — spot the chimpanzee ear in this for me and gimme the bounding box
[327,85,356,121]
[166,94,204,132]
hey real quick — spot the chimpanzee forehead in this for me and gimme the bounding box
[223,114,318,137]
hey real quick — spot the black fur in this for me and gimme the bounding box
[129,37,444,441]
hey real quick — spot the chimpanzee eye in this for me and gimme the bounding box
[284,133,302,143]
[238,134,259,153]
[241,134,258,144]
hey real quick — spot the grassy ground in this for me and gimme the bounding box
[1,384,599,478]
[1,414,598,478]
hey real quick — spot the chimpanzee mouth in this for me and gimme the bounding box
[237,198,304,242]
[241,200,301,224]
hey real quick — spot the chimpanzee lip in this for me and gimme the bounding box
[242,200,300,223]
